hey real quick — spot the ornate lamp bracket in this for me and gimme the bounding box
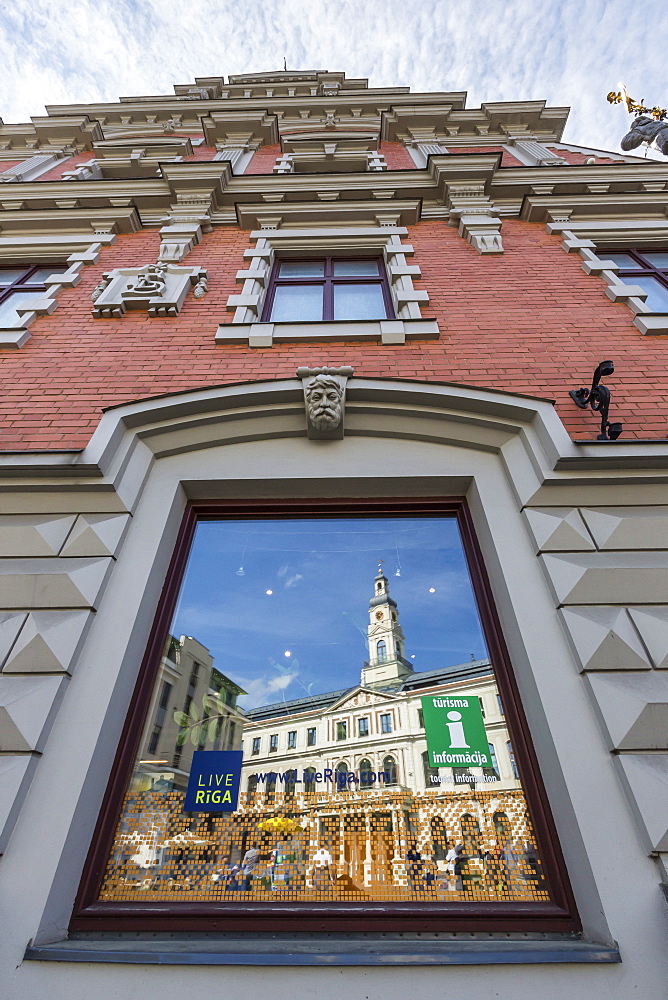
[570,360,623,440]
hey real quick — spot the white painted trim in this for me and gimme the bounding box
[225,226,430,328]
[0,240,113,349]
[558,229,668,336]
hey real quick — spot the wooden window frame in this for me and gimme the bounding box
[261,256,394,322]
[0,263,66,310]
[606,248,668,297]
[72,497,579,935]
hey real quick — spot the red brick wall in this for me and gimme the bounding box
[183,143,219,161]
[2,219,666,450]
[379,142,416,169]
[444,146,524,167]
[547,147,623,165]
[37,151,96,181]
[246,144,282,174]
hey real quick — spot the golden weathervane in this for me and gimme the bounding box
[607,84,666,121]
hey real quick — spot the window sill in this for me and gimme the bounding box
[25,932,620,967]
[215,317,440,347]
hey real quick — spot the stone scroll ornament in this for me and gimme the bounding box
[90,262,208,318]
[297,366,354,440]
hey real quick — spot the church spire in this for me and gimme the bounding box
[360,563,413,689]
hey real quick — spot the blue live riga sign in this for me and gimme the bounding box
[184,750,243,812]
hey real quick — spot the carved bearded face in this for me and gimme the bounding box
[305,376,343,431]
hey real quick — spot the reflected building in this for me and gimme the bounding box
[135,634,245,795]
[238,566,532,887]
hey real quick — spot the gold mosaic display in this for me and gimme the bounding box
[101,779,549,903]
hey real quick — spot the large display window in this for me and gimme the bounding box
[74,499,577,933]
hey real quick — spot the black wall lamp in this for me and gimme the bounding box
[570,360,623,440]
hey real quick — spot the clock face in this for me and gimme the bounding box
[375,610,383,620]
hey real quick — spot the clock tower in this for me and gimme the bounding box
[360,563,414,688]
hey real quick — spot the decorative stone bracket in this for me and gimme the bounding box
[297,365,354,439]
[158,195,213,263]
[446,183,504,254]
[91,262,207,318]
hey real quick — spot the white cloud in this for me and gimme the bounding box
[0,0,666,158]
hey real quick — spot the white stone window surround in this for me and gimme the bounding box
[0,235,116,348]
[7,379,660,966]
[554,225,668,335]
[219,226,438,347]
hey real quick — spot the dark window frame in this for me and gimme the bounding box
[605,248,668,300]
[72,497,579,935]
[0,264,65,303]
[260,256,394,322]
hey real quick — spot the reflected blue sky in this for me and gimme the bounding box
[172,517,488,709]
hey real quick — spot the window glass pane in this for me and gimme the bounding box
[604,253,638,269]
[270,283,323,321]
[633,275,668,312]
[98,515,552,908]
[278,261,325,277]
[333,283,386,320]
[332,259,380,276]
[23,267,67,284]
[0,291,39,325]
[0,268,28,286]
[639,252,668,269]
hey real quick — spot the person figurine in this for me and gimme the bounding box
[452,843,471,894]
[241,845,260,891]
[406,844,423,893]
[312,845,333,891]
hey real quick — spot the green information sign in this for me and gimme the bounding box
[421,693,492,769]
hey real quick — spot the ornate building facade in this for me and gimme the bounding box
[238,567,524,891]
[0,67,667,999]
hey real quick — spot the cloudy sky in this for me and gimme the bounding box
[172,517,488,709]
[0,0,666,157]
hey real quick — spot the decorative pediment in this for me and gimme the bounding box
[329,686,399,712]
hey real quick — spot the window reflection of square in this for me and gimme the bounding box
[91,511,564,926]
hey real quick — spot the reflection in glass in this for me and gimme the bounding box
[640,252,668,268]
[632,274,668,311]
[0,291,42,325]
[332,260,380,276]
[278,261,325,277]
[99,516,551,906]
[333,283,386,319]
[270,283,323,321]
[605,253,637,268]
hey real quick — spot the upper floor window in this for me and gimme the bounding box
[251,736,260,755]
[358,716,369,737]
[269,733,278,752]
[336,721,347,740]
[380,712,393,734]
[605,250,668,311]
[287,730,297,749]
[307,726,316,746]
[0,265,66,325]
[262,257,392,323]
